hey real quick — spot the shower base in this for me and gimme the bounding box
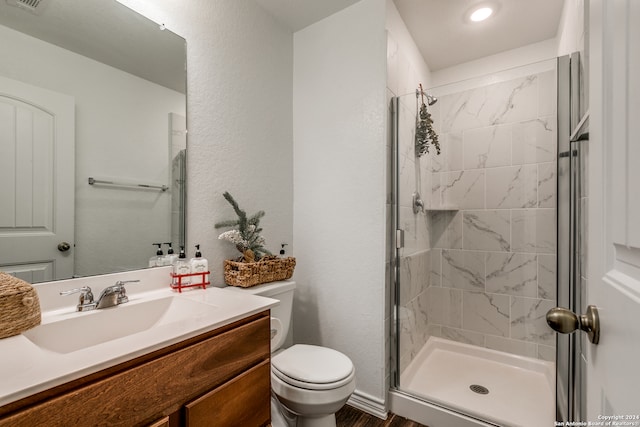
[399,337,555,427]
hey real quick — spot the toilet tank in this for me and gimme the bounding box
[226,280,296,352]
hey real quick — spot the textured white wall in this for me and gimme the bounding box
[292,0,388,408]
[117,0,294,284]
[119,0,391,410]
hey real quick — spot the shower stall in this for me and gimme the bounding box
[389,55,586,426]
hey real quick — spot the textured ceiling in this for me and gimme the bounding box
[393,0,566,71]
[257,0,565,71]
[255,0,361,32]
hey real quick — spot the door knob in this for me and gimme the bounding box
[546,305,600,344]
[57,242,71,252]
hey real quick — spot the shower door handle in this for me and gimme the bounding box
[546,305,600,345]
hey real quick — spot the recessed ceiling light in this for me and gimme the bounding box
[469,6,493,22]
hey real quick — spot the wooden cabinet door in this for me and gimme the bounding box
[185,360,271,427]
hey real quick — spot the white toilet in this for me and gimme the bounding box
[229,281,356,427]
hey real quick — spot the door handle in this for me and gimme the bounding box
[546,305,600,344]
[57,242,71,252]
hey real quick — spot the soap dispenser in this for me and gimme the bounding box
[173,246,191,285]
[163,242,178,266]
[190,244,209,285]
[149,243,163,267]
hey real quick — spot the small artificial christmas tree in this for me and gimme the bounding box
[215,192,271,262]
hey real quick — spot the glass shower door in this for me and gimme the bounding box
[392,60,560,427]
[392,90,432,388]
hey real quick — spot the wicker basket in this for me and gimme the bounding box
[224,256,296,288]
[0,272,41,339]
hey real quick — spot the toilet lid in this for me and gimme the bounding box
[271,344,354,386]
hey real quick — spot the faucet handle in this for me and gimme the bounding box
[114,280,140,286]
[60,286,93,300]
[60,286,95,311]
[113,280,140,304]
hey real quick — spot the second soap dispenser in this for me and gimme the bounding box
[190,244,209,285]
[173,246,191,285]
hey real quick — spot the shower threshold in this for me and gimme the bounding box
[400,337,555,427]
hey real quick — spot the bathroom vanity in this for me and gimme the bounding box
[0,271,276,427]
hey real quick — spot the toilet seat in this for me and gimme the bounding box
[271,344,355,391]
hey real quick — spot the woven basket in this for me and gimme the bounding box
[224,256,296,288]
[0,272,41,339]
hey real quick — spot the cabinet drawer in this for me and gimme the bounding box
[0,315,270,427]
[185,360,271,427]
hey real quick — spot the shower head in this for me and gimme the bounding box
[416,87,438,106]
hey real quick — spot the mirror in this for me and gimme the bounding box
[0,0,186,283]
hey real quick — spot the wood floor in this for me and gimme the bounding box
[336,405,428,427]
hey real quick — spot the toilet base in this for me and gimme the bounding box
[296,414,336,427]
[271,395,296,427]
[271,395,339,427]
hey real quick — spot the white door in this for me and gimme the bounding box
[0,75,75,283]
[585,0,640,419]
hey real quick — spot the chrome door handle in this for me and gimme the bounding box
[546,305,600,345]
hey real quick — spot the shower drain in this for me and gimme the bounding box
[469,384,489,395]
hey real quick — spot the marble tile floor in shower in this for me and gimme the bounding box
[401,337,554,427]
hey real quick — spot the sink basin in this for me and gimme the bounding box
[23,296,216,354]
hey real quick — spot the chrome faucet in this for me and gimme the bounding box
[60,280,140,311]
[96,280,140,309]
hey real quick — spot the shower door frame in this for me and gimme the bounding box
[556,52,588,423]
[391,94,402,392]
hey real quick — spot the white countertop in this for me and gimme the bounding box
[0,268,278,407]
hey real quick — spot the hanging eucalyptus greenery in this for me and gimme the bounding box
[415,84,440,157]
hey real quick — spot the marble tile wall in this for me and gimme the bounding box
[424,69,558,361]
